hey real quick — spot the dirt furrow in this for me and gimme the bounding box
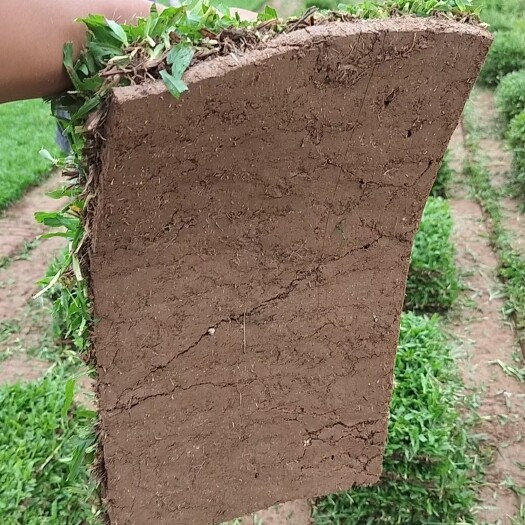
[0,171,66,321]
[0,172,65,260]
[449,92,525,523]
[0,235,65,321]
[0,174,66,383]
[450,198,525,524]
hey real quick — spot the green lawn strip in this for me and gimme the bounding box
[431,150,453,198]
[0,372,100,525]
[463,96,525,349]
[477,29,525,87]
[491,58,525,204]
[507,110,525,201]
[476,0,525,32]
[495,71,525,126]
[0,100,58,212]
[314,313,485,525]
[475,0,525,87]
[405,196,461,313]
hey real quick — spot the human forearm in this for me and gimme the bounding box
[0,0,153,103]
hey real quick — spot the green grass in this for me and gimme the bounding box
[476,0,525,32]
[0,100,58,212]
[405,197,461,312]
[431,150,453,198]
[314,313,484,525]
[463,96,525,348]
[496,71,525,127]
[0,373,100,525]
[507,110,525,201]
[0,320,21,346]
[42,250,91,353]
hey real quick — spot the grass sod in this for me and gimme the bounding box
[0,100,59,212]
[0,373,100,525]
[313,313,484,525]
[462,97,525,348]
[405,197,461,313]
[32,0,481,516]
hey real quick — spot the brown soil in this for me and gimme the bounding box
[0,173,66,384]
[0,172,66,322]
[0,355,49,386]
[89,18,490,525]
[450,199,525,524]
[449,90,525,524]
[0,236,65,322]
[0,173,64,260]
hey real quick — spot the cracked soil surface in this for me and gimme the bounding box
[89,18,490,525]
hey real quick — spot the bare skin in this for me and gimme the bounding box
[0,1,256,104]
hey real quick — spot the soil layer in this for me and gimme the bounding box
[90,19,491,525]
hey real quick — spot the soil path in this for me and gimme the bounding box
[449,93,525,524]
[0,355,50,386]
[0,172,66,322]
[0,173,65,383]
[450,198,525,523]
[0,173,64,260]
[474,90,513,190]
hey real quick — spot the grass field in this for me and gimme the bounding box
[0,100,58,212]
[405,197,461,312]
[0,373,100,525]
[1,0,524,523]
